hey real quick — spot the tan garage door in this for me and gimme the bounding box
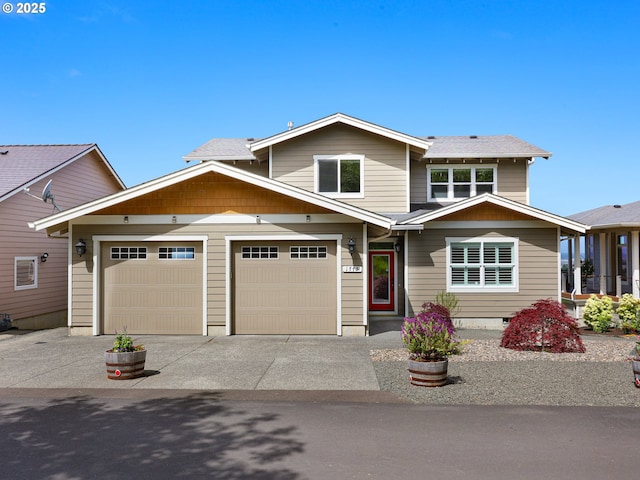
[233,241,337,334]
[102,242,202,335]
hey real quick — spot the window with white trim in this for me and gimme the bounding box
[428,165,496,202]
[446,237,518,292]
[111,247,148,260]
[15,256,37,290]
[159,247,195,260]
[241,246,279,259]
[314,154,364,197]
[290,246,328,259]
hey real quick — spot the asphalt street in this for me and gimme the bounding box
[0,388,636,480]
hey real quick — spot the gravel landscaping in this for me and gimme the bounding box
[370,334,640,406]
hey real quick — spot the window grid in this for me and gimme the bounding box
[290,246,328,259]
[241,246,279,259]
[159,247,195,260]
[428,166,496,202]
[448,239,516,291]
[111,247,148,260]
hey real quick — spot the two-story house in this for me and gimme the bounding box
[30,114,586,336]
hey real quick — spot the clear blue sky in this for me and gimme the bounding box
[2,0,639,216]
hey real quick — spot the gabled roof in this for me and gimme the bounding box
[569,201,640,229]
[183,113,433,162]
[248,113,433,153]
[30,160,393,232]
[0,144,126,202]
[401,194,587,233]
[419,135,551,159]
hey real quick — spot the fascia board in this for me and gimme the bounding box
[249,113,432,152]
[404,194,587,234]
[32,160,392,231]
[424,152,552,159]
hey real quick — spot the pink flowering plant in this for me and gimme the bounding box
[401,302,463,361]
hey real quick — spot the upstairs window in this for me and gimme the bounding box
[446,237,518,293]
[428,166,496,202]
[314,155,364,198]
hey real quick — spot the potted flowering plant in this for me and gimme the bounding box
[104,328,146,380]
[401,302,464,387]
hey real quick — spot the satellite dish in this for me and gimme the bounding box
[41,180,61,213]
[23,179,60,213]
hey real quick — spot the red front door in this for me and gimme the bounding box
[369,251,394,311]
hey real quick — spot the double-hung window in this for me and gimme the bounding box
[15,256,37,290]
[446,237,518,292]
[314,154,364,198]
[428,166,496,202]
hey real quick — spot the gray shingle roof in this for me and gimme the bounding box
[184,134,551,161]
[419,135,551,159]
[183,138,258,161]
[568,201,640,227]
[0,144,95,198]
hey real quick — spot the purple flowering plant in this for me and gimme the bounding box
[401,302,463,361]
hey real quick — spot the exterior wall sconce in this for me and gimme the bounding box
[348,237,356,254]
[171,215,177,224]
[124,216,129,223]
[40,252,49,262]
[395,242,401,253]
[306,215,311,223]
[75,239,87,257]
[256,215,261,224]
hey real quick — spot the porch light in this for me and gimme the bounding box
[348,237,356,254]
[395,242,401,253]
[40,252,49,263]
[75,239,87,257]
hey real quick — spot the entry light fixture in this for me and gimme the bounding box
[171,215,177,224]
[40,252,49,263]
[395,242,401,254]
[306,215,311,223]
[256,215,261,224]
[124,216,129,223]
[348,237,356,254]
[75,239,87,257]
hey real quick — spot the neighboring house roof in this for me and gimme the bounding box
[401,193,587,234]
[30,160,394,232]
[419,135,552,159]
[568,201,640,229]
[0,144,126,202]
[183,116,550,162]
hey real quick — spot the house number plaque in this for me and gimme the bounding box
[342,266,363,273]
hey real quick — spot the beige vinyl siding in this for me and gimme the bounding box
[406,226,558,319]
[409,158,529,205]
[69,220,365,333]
[0,151,122,323]
[271,124,408,212]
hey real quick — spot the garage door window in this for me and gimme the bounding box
[111,247,147,260]
[159,247,195,260]
[290,246,328,259]
[241,246,279,259]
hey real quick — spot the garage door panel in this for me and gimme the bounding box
[234,241,336,334]
[103,242,202,335]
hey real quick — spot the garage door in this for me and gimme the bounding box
[233,240,337,334]
[102,242,203,334]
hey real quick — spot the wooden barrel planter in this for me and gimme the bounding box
[632,358,640,388]
[105,350,147,380]
[407,358,448,387]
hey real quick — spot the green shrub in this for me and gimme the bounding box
[434,290,461,318]
[617,293,640,333]
[583,295,614,333]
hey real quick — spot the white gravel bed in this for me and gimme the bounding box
[370,338,635,363]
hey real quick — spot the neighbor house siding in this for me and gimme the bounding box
[271,124,408,212]
[0,150,122,325]
[69,219,365,334]
[409,158,529,205]
[406,226,558,318]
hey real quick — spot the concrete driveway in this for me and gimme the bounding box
[0,326,404,391]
